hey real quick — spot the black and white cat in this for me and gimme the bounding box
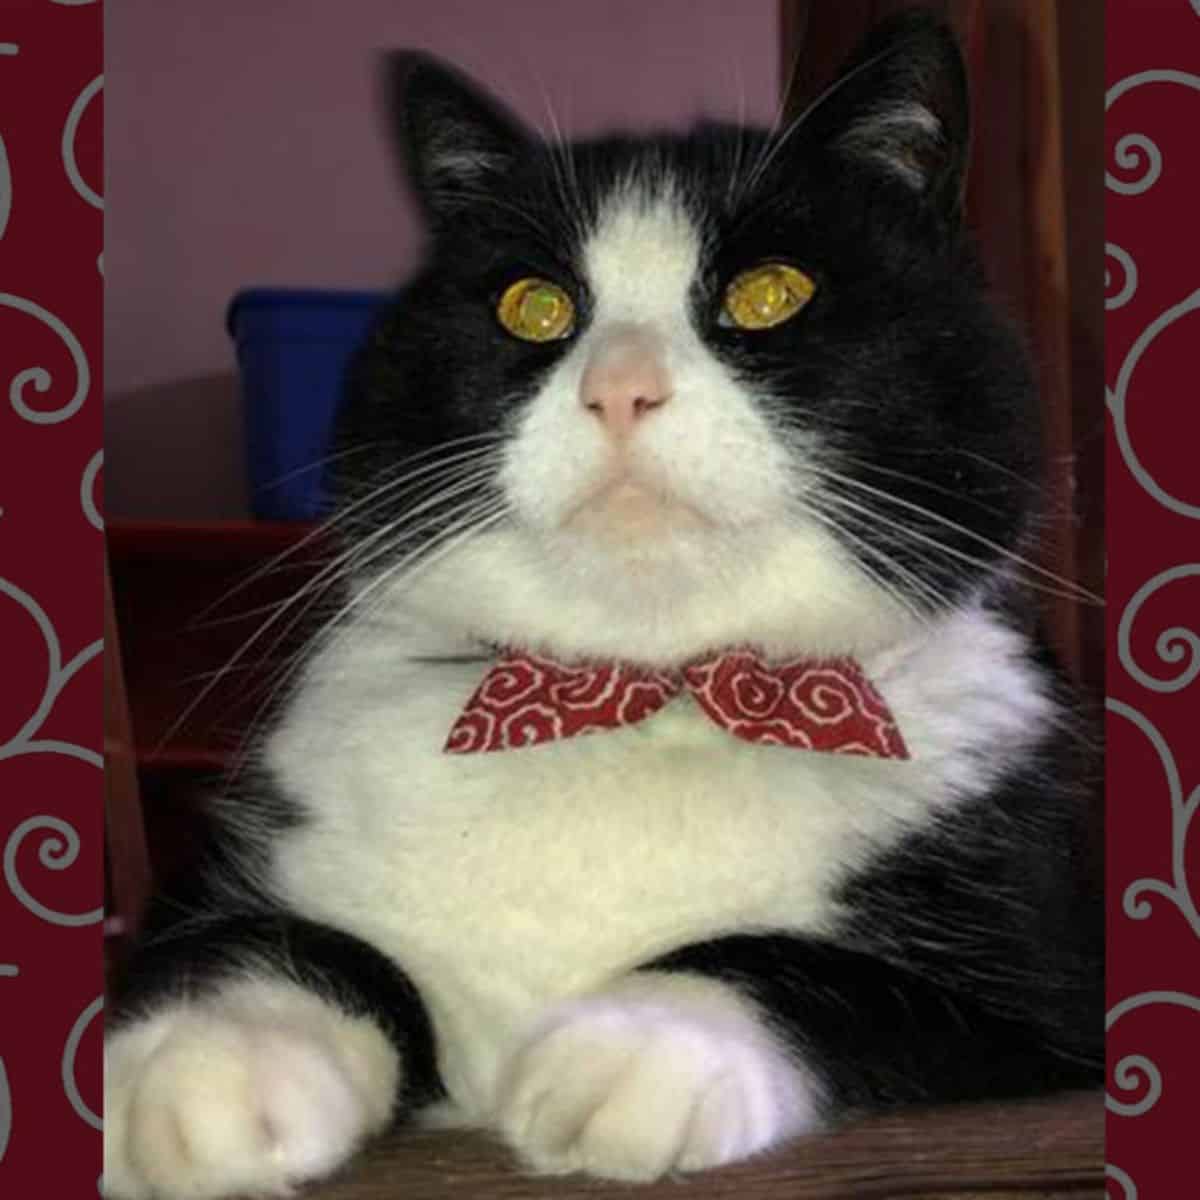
[103,12,1103,1198]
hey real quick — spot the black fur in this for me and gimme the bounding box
[110,912,443,1113]
[334,10,1041,618]
[335,6,1101,1124]
[109,10,1102,1190]
[108,768,445,1118]
[645,700,1103,1116]
[646,929,1095,1115]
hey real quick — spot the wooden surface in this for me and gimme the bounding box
[103,551,153,940]
[302,1090,1102,1200]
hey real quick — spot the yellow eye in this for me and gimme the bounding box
[722,263,816,330]
[496,277,576,342]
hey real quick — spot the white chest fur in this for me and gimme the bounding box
[260,601,1048,1112]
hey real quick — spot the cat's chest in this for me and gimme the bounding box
[267,660,934,998]
[261,616,1037,1111]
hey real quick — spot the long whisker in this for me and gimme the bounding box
[723,56,752,213]
[201,459,503,677]
[222,501,511,781]
[231,487,505,710]
[323,501,511,635]
[738,40,908,205]
[812,449,1019,520]
[327,449,505,544]
[453,185,570,250]
[810,474,1101,606]
[531,72,587,244]
[252,440,382,492]
[189,456,503,634]
[198,489,509,780]
[796,496,940,627]
[816,494,966,615]
[770,422,997,613]
[260,461,503,637]
[153,455,504,758]
[800,483,953,617]
[817,464,1101,602]
[328,431,506,492]
[190,436,505,624]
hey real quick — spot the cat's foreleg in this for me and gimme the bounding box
[103,913,439,1200]
[493,966,818,1180]
[495,933,1098,1181]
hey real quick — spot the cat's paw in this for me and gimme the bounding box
[102,979,400,1199]
[495,973,822,1181]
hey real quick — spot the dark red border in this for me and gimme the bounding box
[1105,2,1199,1196]
[1,0,1195,1194]
[0,0,103,1193]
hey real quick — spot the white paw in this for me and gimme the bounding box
[103,979,400,1199]
[495,973,822,1181]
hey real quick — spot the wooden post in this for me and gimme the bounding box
[104,550,152,946]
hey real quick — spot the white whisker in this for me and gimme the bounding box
[810,471,1101,606]
[222,501,511,781]
[191,436,505,624]
[798,498,939,626]
[154,453,504,759]
[738,41,908,205]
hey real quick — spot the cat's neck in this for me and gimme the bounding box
[336,524,988,673]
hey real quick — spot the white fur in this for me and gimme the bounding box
[258,594,1047,1124]
[466,181,921,665]
[499,185,793,544]
[392,518,918,667]
[263,186,1045,1141]
[106,186,1052,1194]
[496,972,820,1179]
[103,979,399,1199]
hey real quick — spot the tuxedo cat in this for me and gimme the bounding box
[103,12,1102,1197]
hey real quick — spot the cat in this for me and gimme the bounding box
[103,10,1103,1198]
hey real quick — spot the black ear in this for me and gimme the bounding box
[381,51,531,218]
[800,10,969,218]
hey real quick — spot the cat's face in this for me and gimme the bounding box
[333,13,1041,665]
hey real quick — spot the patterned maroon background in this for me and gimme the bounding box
[0,0,103,1194]
[0,0,1195,1194]
[1105,2,1200,1196]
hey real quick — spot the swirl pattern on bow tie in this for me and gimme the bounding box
[445,650,908,758]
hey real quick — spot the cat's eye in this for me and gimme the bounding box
[496,277,576,342]
[721,263,816,330]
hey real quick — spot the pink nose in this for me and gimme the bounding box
[579,330,671,440]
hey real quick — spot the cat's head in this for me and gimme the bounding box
[332,11,1041,667]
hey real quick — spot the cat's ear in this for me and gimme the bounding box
[381,51,531,217]
[799,10,969,218]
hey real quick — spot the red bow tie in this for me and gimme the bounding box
[444,649,909,759]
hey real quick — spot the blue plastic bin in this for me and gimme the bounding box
[226,288,390,520]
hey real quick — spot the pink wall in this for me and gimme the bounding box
[105,0,781,517]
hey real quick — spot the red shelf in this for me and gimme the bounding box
[107,519,330,770]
